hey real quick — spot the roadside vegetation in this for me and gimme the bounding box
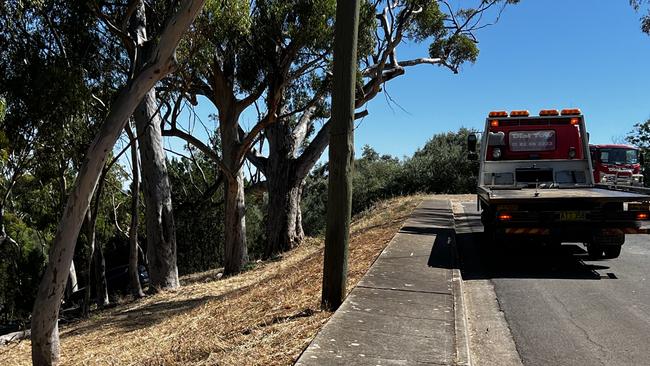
[0,128,477,326]
[1,0,648,364]
[626,118,650,186]
[0,195,424,365]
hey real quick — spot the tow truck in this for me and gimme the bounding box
[590,144,644,186]
[467,108,650,259]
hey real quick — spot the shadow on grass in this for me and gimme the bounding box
[64,292,226,338]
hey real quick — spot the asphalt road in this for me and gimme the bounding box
[456,202,650,366]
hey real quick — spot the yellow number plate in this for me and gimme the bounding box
[559,211,587,221]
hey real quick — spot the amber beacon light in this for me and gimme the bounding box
[539,109,559,116]
[510,110,530,117]
[561,108,582,115]
[488,111,508,117]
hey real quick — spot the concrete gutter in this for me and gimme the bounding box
[451,228,472,366]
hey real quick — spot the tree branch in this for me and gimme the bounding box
[162,127,233,180]
[294,110,368,180]
[246,149,268,174]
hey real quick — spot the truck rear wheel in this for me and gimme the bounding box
[588,230,625,259]
[587,243,603,259]
[483,225,496,244]
[603,245,622,259]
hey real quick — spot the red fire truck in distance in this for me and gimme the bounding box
[590,144,643,186]
[467,108,650,259]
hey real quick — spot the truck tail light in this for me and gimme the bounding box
[490,120,499,127]
[570,117,580,125]
[498,213,512,221]
[637,212,649,220]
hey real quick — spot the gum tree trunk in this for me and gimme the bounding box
[132,0,179,291]
[264,121,305,257]
[134,86,179,290]
[126,124,145,297]
[64,261,78,301]
[30,1,205,363]
[223,173,247,274]
[93,241,109,306]
[220,109,248,275]
[82,176,109,317]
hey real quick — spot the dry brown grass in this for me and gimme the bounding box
[0,194,463,366]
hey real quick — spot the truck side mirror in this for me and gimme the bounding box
[467,133,477,152]
[467,133,478,161]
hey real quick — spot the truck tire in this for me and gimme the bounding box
[589,230,625,259]
[603,245,622,259]
[587,243,603,259]
[483,225,496,245]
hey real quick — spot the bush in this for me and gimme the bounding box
[169,154,269,274]
[301,128,478,235]
[399,128,477,194]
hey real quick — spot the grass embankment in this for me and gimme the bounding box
[1,195,431,366]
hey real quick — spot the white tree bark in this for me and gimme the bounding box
[30,1,206,364]
[135,87,179,289]
[65,261,78,299]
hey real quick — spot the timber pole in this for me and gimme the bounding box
[321,0,361,311]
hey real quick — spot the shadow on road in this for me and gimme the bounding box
[457,232,612,281]
[397,203,615,281]
[454,208,615,281]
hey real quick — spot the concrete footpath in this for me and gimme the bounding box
[297,200,469,365]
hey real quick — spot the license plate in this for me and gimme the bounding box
[559,211,587,221]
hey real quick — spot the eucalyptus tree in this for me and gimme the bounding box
[0,0,113,311]
[28,0,206,363]
[248,0,517,257]
[631,0,650,34]
[164,0,515,264]
[93,0,181,290]
[130,0,179,290]
[164,0,344,273]
[626,119,650,186]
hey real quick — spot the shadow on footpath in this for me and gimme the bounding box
[398,205,456,270]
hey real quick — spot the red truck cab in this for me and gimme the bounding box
[486,110,585,163]
[590,144,643,186]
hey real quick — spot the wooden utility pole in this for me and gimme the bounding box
[321,0,361,311]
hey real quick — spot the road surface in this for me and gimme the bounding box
[456,202,650,366]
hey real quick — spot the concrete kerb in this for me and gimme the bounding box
[451,204,472,366]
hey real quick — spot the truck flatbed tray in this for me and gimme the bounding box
[478,187,650,204]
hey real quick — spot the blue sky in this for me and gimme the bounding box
[164,0,650,162]
[355,0,650,158]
